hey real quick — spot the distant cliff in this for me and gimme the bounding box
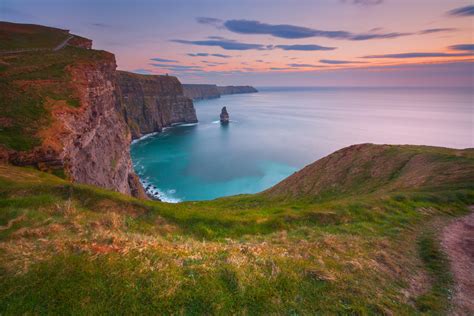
[116,72,197,139]
[183,84,258,100]
[182,84,221,100]
[217,86,258,95]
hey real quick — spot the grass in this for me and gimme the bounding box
[0,22,70,50]
[0,145,472,314]
[415,229,453,313]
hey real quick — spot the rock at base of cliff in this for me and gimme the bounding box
[220,106,230,124]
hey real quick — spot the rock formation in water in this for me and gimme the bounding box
[220,106,230,124]
[0,22,146,198]
[117,71,197,139]
[183,84,258,100]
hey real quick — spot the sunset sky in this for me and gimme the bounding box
[2,0,473,86]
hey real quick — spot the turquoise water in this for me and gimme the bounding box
[131,87,473,202]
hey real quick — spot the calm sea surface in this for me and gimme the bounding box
[130,87,473,202]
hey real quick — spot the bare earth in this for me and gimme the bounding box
[442,208,474,315]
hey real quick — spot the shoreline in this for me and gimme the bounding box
[130,122,199,145]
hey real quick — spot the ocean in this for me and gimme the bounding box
[130,87,473,202]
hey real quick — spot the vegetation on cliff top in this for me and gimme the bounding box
[0,22,70,51]
[0,144,473,314]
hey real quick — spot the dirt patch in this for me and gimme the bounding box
[0,214,26,231]
[441,208,474,315]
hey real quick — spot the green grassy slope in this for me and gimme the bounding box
[0,22,70,51]
[0,144,473,314]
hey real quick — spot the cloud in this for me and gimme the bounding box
[449,44,474,52]
[150,57,178,63]
[188,53,231,58]
[224,19,344,39]
[201,60,227,66]
[150,63,203,72]
[221,19,411,41]
[341,0,383,5]
[172,39,266,50]
[207,36,226,40]
[131,69,153,75]
[287,63,324,68]
[447,5,474,17]
[275,44,336,51]
[418,28,457,34]
[196,17,223,28]
[362,52,472,59]
[270,67,295,70]
[320,59,368,64]
[182,61,473,87]
[91,23,111,28]
[187,53,209,57]
[212,53,231,58]
[349,32,411,40]
[175,38,336,51]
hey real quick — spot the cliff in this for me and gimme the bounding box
[116,72,197,139]
[0,22,145,198]
[66,35,93,49]
[182,84,221,100]
[217,85,258,95]
[183,84,257,100]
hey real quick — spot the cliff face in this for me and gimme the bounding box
[61,58,145,197]
[117,72,197,139]
[183,84,258,100]
[67,35,92,49]
[0,23,146,198]
[182,84,220,100]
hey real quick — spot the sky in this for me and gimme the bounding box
[2,0,473,86]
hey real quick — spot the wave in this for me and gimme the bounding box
[212,120,238,124]
[170,122,199,127]
[131,132,159,144]
[139,178,181,203]
[132,123,199,145]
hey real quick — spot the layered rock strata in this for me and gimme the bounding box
[116,72,197,139]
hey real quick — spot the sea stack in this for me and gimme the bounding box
[220,106,230,124]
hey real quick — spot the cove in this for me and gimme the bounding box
[131,87,473,202]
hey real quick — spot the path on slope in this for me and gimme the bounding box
[0,34,74,55]
[441,208,474,315]
[53,35,74,51]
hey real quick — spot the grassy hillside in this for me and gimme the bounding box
[0,144,473,314]
[0,22,71,51]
